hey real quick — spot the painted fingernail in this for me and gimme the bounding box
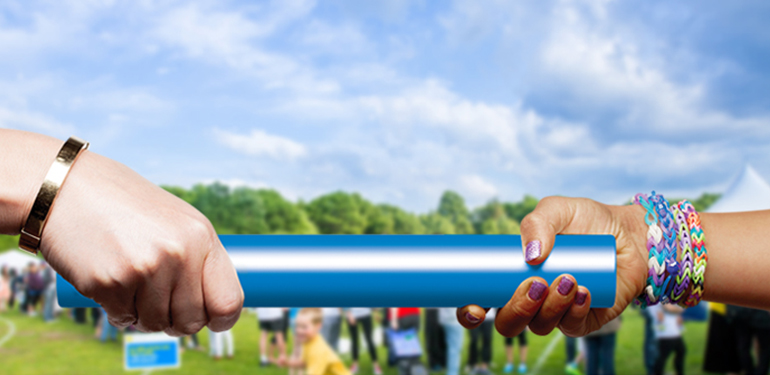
[575,291,588,306]
[528,281,547,300]
[465,312,480,324]
[557,277,575,296]
[525,240,541,262]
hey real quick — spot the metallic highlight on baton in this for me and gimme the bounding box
[57,234,616,308]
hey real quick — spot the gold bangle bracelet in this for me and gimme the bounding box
[19,136,90,254]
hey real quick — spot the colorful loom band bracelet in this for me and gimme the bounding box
[670,203,694,304]
[649,193,680,304]
[679,200,707,307]
[633,192,670,307]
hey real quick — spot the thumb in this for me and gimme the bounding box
[520,196,579,265]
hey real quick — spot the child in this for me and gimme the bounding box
[503,328,529,374]
[209,327,235,360]
[468,308,496,375]
[649,304,686,375]
[257,307,287,366]
[283,308,351,375]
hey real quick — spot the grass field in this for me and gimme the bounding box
[0,307,709,375]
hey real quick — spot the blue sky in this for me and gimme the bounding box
[1,0,769,212]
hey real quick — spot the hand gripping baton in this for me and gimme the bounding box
[57,234,616,308]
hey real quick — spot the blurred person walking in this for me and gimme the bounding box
[424,308,447,372]
[347,308,382,375]
[257,307,287,367]
[322,308,343,352]
[439,307,464,375]
[467,308,496,375]
[288,308,303,375]
[209,327,235,360]
[8,269,19,309]
[41,263,56,322]
[564,336,584,375]
[183,333,203,351]
[0,266,10,312]
[729,305,770,375]
[503,329,529,374]
[99,308,118,342]
[703,303,741,374]
[649,304,686,375]
[24,262,44,316]
[641,306,659,375]
[564,336,583,375]
[584,316,620,375]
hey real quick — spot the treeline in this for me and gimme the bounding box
[0,187,722,251]
[163,183,536,235]
[163,183,721,236]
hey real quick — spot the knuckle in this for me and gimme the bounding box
[179,319,207,335]
[519,214,544,234]
[538,195,562,207]
[209,292,243,319]
[132,253,162,279]
[188,216,216,243]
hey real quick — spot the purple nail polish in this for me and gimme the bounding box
[528,281,547,300]
[525,240,541,262]
[557,277,574,296]
[465,312,480,324]
[575,291,588,306]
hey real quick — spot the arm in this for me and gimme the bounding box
[0,129,243,334]
[389,308,398,329]
[456,196,770,337]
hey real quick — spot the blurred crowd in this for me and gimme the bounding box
[2,262,770,375]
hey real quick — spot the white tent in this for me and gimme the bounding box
[708,165,770,213]
[0,248,39,273]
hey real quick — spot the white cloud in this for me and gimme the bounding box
[152,2,339,95]
[539,0,770,136]
[0,107,75,136]
[213,128,307,161]
[459,174,498,204]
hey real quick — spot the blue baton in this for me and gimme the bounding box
[57,234,616,308]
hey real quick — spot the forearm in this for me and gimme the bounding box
[700,210,770,309]
[0,129,62,235]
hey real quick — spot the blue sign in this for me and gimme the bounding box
[124,333,180,371]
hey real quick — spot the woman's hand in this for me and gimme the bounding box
[457,196,648,337]
[38,150,244,336]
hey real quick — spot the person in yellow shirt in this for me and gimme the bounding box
[282,308,351,375]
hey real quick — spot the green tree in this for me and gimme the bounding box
[503,195,539,223]
[258,189,317,234]
[165,183,269,234]
[305,191,369,234]
[437,191,474,234]
[421,213,456,234]
[474,200,521,234]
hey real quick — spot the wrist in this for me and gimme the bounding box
[0,130,62,235]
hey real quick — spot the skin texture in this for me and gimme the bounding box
[0,129,243,335]
[457,195,770,338]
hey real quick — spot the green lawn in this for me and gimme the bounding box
[0,307,709,375]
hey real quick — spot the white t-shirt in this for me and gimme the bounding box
[648,304,683,339]
[438,307,461,327]
[349,308,372,319]
[256,308,283,322]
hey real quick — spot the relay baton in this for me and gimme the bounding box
[57,234,616,308]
